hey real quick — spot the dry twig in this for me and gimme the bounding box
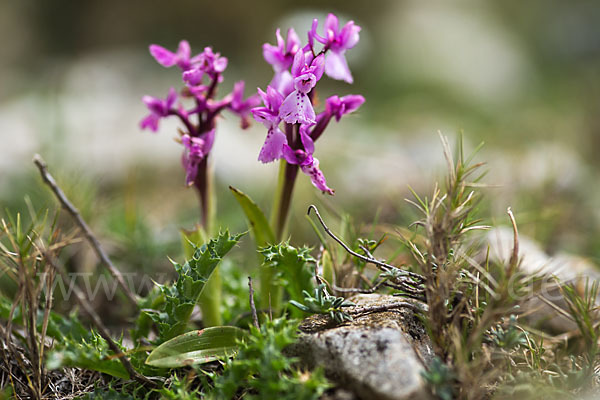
[33,154,138,306]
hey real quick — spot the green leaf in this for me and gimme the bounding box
[181,225,207,260]
[209,318,330,399]
[259,242,315,317]
[288,300,311,312]
[229,186,275,247]
[0,296,129,379]
[169,230,243,335]
[139,231,245,341]
[46,330,129,379]
[145,326,248,368]
[320,249,334,287]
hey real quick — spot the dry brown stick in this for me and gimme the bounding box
[308,204,426,283]
[33,155,138,306]
[247,277,259,329]
[42,252,156,387]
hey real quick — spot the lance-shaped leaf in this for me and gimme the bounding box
[145,326,248,368]
[229,186,275,247]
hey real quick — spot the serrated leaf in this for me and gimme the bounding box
[148,231,245,341]
[145,326,248,368]
[229,186,275,247]
[0,296,130,378]
[46,330,129,379]
[260,243,315,302]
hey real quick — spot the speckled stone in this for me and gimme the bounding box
[289,294,434,400]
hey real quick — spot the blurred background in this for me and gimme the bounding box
[1,0,600,275]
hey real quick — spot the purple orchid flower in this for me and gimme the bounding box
[252,86,287,163]
[324,94,365,121]
[310,14,361,83]
[150,40,194,71]
[309,94,365,142]
[252,86,283,128]
[279,51,325,125]
[309,94,365,143]
[181,129,215,186]
[140,87,178,132]
[281,130,333,195]
[142,39,266,240]
[228,81,261,129]
[182,68,204,87]
[263,28,301,96]
[182,47,228,88]
[196,47,228,76]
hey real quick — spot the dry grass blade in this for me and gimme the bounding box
[41,252,157,388]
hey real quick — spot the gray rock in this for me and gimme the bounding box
[290,294,433,400]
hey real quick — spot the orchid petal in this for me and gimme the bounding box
[258,127,287,163]
[178,40,191,56]
[324,14,339,35]
[183,68,203,86]
[340,94,365,114]
[300,130,315,154]
[282,145,313,166]
[270,70,294,97]
[257,87,269,105]
[265,86,285,110]
[310,18,327,45]
[149,44,177,67]
[275,28,285,50]
[279,90,316,125]
[301,158,334,195]
[325,51,353,83]
[142,95,164,115]
[291,50,305,77]
[263,43,283,69]
[166,88,178,109]
[252,108,277,127]
[312,54,325,81]
[214,56,228,73]
[140,114,160,132]
[340,22,361,49]
[286,28,301,54]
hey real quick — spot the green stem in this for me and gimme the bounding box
[270,123,301,241]
[198,269,221,327]
[262,124,301,314]
[275,161,299,241]
[262,161,299,314]
[193,156,222,327]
